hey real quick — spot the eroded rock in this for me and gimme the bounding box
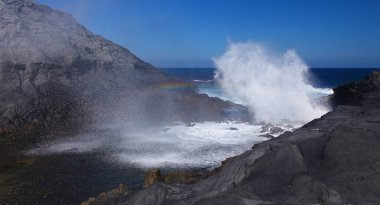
[80,184,128,205]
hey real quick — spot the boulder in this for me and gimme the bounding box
[143,169,162,188]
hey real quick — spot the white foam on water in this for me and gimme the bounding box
[310,87,334,97]
[114,121,286,168]
[26,121,294,169]
[195,82,332,107]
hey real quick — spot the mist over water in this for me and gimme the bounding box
[27,122,286,169]
[26,41,333,170]
[213,41,331,124]
[114,122,268,168]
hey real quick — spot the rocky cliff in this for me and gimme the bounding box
[85,72,380,205]
[0,0,235,130]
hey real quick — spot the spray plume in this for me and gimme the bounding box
[213,41,330,124]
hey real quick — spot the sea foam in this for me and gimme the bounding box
[114,122,267,168]
[26,121,293,169]
[213,41,330,124]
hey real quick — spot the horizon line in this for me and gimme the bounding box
[158,67,380,69]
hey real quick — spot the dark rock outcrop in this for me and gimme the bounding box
[0,0,237,131]
[89,72,380,204]
[141,158,238,189]
[143,169,163,188]
[331,71,380,106]
[80,184,128,205]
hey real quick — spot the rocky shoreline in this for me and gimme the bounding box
[1,1,380,204]
[82,72,380,205]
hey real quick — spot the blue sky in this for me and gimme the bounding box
[37,0,380,68]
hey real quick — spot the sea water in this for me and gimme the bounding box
[161,67,380,94]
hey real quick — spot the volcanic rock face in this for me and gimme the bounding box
[0,0,234,128]
[91,72,380,205]
[331,71,380,106]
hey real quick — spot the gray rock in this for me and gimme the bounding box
[261,124,284,135]
[0,0,239,130]
[288,175,342,204]
[0,0,166,127]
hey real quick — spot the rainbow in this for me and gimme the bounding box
[159,81,194,91]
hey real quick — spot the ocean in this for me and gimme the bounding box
[161,67,380,88]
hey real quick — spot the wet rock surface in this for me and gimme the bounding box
[89,72,380,204]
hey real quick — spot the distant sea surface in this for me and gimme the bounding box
[160,67,380,105]
[160,68,380,88]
